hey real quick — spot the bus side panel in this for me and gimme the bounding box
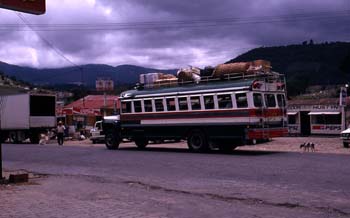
[121,123,247,141]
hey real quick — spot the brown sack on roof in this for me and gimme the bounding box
[212,62,250,77]
[159,74,177,80]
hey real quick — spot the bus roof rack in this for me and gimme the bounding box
[138,70,284,90]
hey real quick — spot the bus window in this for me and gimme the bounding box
[166,98,176,111]
[178,97,188,111]
[218,94,232,109]
[253,93,263,107]
[265,94,276,108]
[155,99,164,112]
[144,100,153,112]
[204,95,214,109]
[134,100,142,113]
[190,96,201,110]
[122,101,132,113]
[277,94,286,107]
[236,93,248,108]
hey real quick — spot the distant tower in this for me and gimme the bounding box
[96,78,114,116]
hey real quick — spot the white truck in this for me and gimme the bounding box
[90,116,120,144]
[0,92,56,143]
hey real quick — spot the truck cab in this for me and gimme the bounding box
[90,121,104,144]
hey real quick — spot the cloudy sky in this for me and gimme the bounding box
[0,0,349,69]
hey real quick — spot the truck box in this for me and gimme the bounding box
[0,93,56,143]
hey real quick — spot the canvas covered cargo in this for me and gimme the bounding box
[212,62,250,77]
[139,73,162,85]
[140,73,177,88]
[247,60,272,73]
[177,67,201,83]
[140,73,176,85]
[153,78,179,88]
[212,60,272,78]
[159,73,176,80]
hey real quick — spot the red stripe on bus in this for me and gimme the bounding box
[247,128,288,139]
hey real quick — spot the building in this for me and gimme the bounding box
[96,78,114,92]
[57,95,119,131]
[287,97,350,135]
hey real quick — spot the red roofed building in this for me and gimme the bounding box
[57,95,119,130]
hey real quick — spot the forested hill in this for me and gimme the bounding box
[227,42,350,95]
[0,62,176,87]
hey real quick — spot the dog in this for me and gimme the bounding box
[300,142,315,152]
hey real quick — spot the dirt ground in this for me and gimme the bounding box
[54,136,350,155]
[238,136,350,154]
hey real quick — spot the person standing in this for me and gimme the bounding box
[57,121,65,145]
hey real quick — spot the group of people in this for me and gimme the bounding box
[38,121,87,145]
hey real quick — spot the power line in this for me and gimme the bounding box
[0,10,348,32]
[15,12,84,84]
[16,13,80,68]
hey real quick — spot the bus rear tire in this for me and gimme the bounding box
[187,129,208,152]
[343,142,349,148]
[135,139,148,149]
[105,133,120,150]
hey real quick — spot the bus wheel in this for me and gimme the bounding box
[30,131,40,144]
[135,139,148,149]
[105,133,120,150]
[343,142,349,148]
[187,129,208,152]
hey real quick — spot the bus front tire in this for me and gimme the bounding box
[105,133,120,150]
[343,142,349,148]
[187,129,208,152]
[135,139,148,149]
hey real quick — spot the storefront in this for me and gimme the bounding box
[287,98,347,135]
[56,95,119,132]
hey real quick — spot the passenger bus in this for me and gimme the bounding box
[103,72,288,152]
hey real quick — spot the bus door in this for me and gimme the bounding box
[264,93,278,139]
[253,93,268,140]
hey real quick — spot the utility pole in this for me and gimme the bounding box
[0,0,46,181]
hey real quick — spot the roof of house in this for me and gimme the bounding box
[64,95,119,109]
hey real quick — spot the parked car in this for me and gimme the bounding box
[340,128,350,148]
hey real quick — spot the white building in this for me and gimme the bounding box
[287,98,349,135]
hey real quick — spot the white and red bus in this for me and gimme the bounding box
[103,72,288,152]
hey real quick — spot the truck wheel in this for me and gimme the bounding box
[105,133,120,150]
[343,142,349,148]
[135,139,148,149]
[9,132,20,144]
[187,129,208,152]
[0,133,7,143]
[30,134,40,144]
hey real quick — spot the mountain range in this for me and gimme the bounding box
[1,41,350,96]
[0,62,176,87]
[228,41,350,95]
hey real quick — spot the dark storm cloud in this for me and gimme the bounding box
[99,0,350,50]
[0,0,349,68]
